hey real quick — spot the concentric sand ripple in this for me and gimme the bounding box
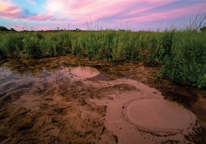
[124,99,194,132]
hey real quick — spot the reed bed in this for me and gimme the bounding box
[0,28,205,88]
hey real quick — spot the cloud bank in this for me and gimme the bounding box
[0,0,205,30]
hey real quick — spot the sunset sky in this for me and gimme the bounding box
[0,0,206,31]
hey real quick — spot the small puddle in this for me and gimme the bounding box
[124,99,195,132]
[69,66,100,78]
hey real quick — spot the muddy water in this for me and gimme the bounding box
[0,55,205,144]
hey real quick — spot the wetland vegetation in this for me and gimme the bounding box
[0,27,206,88]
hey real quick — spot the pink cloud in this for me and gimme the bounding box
[0,0,60,21]
[114,2,206,23]
[23,13,61,21]
[1,0,205,31]
[13,25,25,30]
[45,0,130,24]
[45,0,176,25]
[0,0,22,18]
[35,26,56,30]
[121,1,172,17]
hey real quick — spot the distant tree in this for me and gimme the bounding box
[75,28,81,31]
[0,26,9,31]
[200,26,206,32]
[10,28,16,31]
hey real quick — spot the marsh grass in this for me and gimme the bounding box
[0,16,206,88]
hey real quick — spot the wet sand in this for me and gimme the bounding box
[0,55,205,144]
[124,99,194,131]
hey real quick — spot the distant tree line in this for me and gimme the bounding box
[0,26,16,31]
[1,25,206,32]
[200,26,206,32]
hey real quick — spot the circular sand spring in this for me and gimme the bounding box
[124,99,195,132]
[70,66,100,78]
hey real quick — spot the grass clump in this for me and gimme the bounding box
[0,34,24,58]
[158,30,206,88]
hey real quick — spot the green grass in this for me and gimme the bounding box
[0,28,206,88]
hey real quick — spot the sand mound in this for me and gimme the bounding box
[124,99,193,131]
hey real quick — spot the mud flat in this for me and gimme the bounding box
[0,55,205,144]
[90,78,197,144]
